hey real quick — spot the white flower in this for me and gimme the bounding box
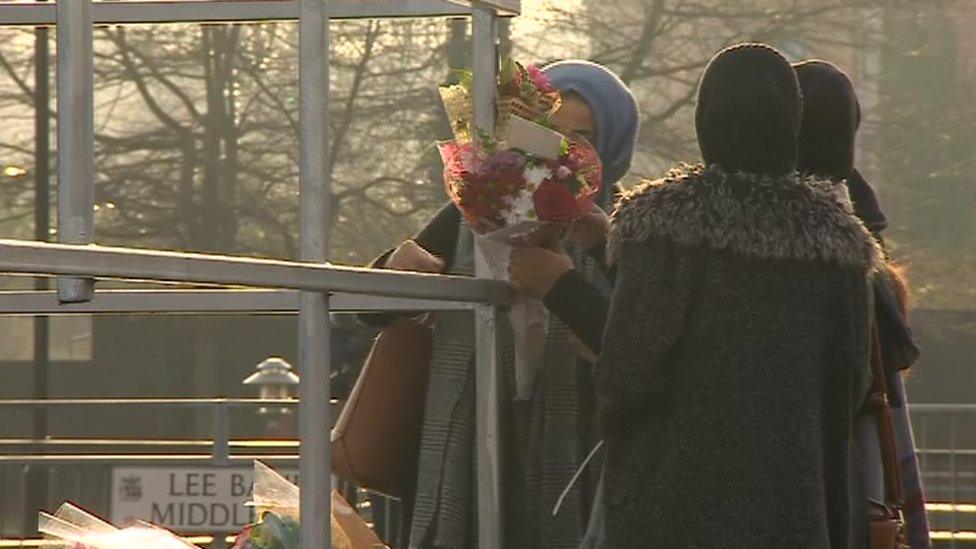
[524,164,552,188]
[503,188,537,225]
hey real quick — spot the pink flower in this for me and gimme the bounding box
[484,150,525,175]
[527,65,554,92]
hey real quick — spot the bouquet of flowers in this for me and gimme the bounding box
[38,502,199,549]
[438,58,603,398]
[232,461,386,549]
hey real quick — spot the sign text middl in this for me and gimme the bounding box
[111,466,298,533]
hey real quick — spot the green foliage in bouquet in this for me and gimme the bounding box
[232,512,300,549]
[441,57,561,145]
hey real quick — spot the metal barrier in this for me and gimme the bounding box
[5,2,969,549]
[0,1,521,547]
[0,397,408,546]
[0,399,973,546]
[912,405,976,546]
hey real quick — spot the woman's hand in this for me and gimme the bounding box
[385,240,444,273]
[508,243,574,300]
[568,204,610,250]
[519,223,567,247]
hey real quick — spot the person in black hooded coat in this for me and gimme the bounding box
[596,44,880,548]
[794,59,930,549]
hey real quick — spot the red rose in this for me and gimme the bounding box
[533,180,580,222]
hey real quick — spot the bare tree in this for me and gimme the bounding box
[0,18,460,265]
[0,0,970,308]
[524,0,886,174]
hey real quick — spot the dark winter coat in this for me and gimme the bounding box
[596,164,882,548]
[793,58,928,548]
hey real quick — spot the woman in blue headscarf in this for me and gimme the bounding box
[507,61,640,353]
[367,60,639,548]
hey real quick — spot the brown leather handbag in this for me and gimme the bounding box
[867,325,909,549]
[331,317,432,497]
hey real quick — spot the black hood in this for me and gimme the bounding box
[695,43,803,177]
[794,60,859,179]
[794,60,888,234]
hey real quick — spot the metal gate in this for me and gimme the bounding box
[0,2,520,547]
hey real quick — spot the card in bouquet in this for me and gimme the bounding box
[501,115,564,161]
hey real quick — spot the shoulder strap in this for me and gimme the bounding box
[868,322,905,507]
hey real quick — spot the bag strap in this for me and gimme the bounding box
[868,321,905,508]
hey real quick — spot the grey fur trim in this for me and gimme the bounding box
[608,164,882,270]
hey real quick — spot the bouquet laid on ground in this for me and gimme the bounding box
[38,502,199,549]
[232,461,386,549]
[438,58,603,398]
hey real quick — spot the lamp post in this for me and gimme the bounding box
[243,357,299,438]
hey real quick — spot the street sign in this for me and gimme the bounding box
[110,466,299,533]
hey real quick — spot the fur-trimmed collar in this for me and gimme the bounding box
[608,164,881,270]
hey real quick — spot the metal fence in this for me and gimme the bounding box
[1,2,970,549]
[0,400,974,546]
[0,397,414,547]
[912,405,976,546]
[0,1,520,548]
[0,397,401,547]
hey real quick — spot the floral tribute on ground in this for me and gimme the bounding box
[38,502,200,549]
[438,58,603,398]
[231,461,386,549]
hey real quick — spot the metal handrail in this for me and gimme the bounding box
[909,404,976,415]
[0,455,299,465]
[0,438,299,447]
[0,0,520,26]
[0,398,299,409]
[0,289,478,314]
[0,239,512,305]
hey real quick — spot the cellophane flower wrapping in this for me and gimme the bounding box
[438,58,603,399]
[232,461,385,549]
[38,502,199,549]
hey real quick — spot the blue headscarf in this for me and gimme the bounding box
[543,60,640,207]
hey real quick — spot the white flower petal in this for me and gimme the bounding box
[524,165,552,187]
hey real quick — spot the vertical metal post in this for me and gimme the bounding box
[949,414,958,548]
[212,402,230,466]
[298,0,331,547]
[56,0,95,303]
[1,470,5,534]
[918,415,927,486]
[23,12,52,536]
[471,4,503,548]
[383,496,392,543]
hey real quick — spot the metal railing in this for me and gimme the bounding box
[0,1,520,547]
[0,399,973,545]
[0,0,520,27]
[912,405,976,546]
[0,397,409,547]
